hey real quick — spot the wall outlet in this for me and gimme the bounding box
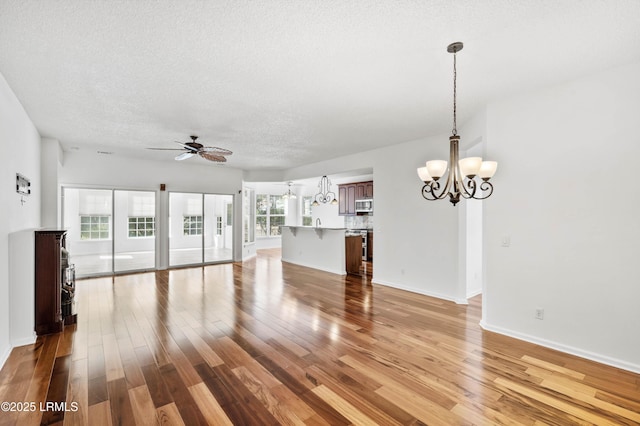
[535,308,544,320]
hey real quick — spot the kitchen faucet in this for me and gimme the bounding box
[316,218,321,228]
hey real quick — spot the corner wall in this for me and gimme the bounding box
[0,72,41,367]
[483,62,640,373]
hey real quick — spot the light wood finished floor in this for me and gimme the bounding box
[1,249,639,425]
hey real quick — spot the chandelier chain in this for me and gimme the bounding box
[452,49,457,136]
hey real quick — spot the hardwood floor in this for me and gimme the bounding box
[1,248,639,425]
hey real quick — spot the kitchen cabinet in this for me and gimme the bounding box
[338,181,373,216]
[364,182,374,198]
[367,231,373,261]
[338,184,357,215]
[338,186,347,214]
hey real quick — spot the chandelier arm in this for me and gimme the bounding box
[459,178,477,199]
[421,181,448,200]
[470,181,494,200]
[437,169,455,200]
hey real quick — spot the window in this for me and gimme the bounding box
[216,216,223,235]
[128,216,155,238]
[226,204,233,226]
[183,215,203,235]
[256,194,286,237]
[243,188,255,244]
[80,215,110,240]
[302,196,313,226]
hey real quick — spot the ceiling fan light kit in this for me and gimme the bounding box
[282,182,297,200]
[417,42,497,206]
[147,135,233,163]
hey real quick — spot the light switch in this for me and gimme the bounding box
[501,235,510,247]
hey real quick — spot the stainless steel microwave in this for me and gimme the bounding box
[355,199,373,213]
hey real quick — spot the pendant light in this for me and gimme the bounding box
[311,176,338,206]
[417,42,497,206]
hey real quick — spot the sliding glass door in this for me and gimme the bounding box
[63,188,233,275]
[62,187,156,277]
[114,190,156,272]
[169,192,233,267]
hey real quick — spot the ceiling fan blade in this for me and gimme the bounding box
[199,152,227,162]
[175,152,195,161]
[174,141,200,152]
[146,147,184,151]
[200,146,233,156]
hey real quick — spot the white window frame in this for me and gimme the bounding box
[80,215,111,240]
[256,194,286,237]
[128,216,155,238]
[183,215,203,236]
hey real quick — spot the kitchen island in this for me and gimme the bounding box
[281,226,347,275]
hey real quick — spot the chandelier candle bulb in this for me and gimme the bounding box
[426,160,448,180]
[459,157,483,177]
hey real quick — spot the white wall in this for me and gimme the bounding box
[41,138,63,228]
[371,137,461,301]
[0,72,41,366]
[483,61,640,373]
[310,203,343,228]
[463,142,484,299]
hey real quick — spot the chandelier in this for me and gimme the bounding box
[417,42,497,206]
[311,175,338,206]
[282,182,297,200]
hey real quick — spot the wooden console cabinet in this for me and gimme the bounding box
[34,230,74,335]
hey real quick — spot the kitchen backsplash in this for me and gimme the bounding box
[344,215,373,229]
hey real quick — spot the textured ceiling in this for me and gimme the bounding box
[1,1,639,171]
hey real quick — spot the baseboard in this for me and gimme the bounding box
[242,252,257,261]
[371,278,458,303]
[480,320,640,375]
[281,259,346,276]
[12,334,37,348]
[466,288,482,299]
[0,344,11,371]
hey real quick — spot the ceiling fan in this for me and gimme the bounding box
[147,135,232,163]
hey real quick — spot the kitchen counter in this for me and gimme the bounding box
[281,226,347,275]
